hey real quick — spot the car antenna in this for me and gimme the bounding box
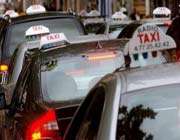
[96,41,103,49]
[124,54,131,69]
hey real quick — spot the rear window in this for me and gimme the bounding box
[118,23,141,39]
[41,50,123,103]
[4,18,84,58]
[85,23,106,34]
[109,24,126,39]
[117,84,180,140]
[109,24,126,34]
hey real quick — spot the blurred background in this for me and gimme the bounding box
[0,0,180,18]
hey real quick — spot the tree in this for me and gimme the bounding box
[117,105,157,140]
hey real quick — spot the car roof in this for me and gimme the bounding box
[108,20,133,26]
[116,62,180,92]
[68,34,110,44]
[26,39,128,59]
[17,35,111,50]
[7,12,77,25]
[41,38,128,54]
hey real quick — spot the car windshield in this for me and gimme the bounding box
[109,24,126,33]
[85,23,106,34]
[5,18,84,58]
[118,23,140,38]
[41,50,123,103]
[109,24,126,38]
[118,84,180,140]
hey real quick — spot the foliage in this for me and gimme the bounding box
[117,105,157,140]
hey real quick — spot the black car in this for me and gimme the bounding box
[0,39,127,140]
[0,12,86,64]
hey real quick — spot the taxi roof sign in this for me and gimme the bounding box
[86,10,100,17]
[112,11,127,20]
[26,5,46,15]
[4,10,19,18]
[125,23,176,55]
[40,33,69,47]
[25,25,50,37]
[153,7,171,16]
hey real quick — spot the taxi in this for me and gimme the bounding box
[94,11,132,38]
[0,5,85,64]
[0,33,128,140]
[2,25,111,86]
[0,25,49,86]
[64,61,180,140]
[82,12,132,39]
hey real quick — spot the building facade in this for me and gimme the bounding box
[10,0,180,17]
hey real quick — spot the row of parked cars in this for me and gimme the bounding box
[0,5,179,140]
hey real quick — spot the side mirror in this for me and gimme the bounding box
[0,92,6,110]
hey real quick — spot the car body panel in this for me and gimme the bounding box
[64,62,180,140]
[98,73,122,140]
[68,34,110,44]
[8,38,128,86]
[8,41,40,84]
[2,38,128,139]
[121,62,180,92]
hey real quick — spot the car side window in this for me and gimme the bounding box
[65,86,105,140]
[8,57,32,115]
[0,21,7,58]
[19,56,41,112]
[8,48,18,82]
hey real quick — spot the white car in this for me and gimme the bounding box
[64,62,180,140]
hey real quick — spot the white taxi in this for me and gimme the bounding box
[3,25,127,86]
[65,61,180,140]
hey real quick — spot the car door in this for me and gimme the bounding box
[64,86,106,140]
[0,20,8,60]
[2,54,41,140]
